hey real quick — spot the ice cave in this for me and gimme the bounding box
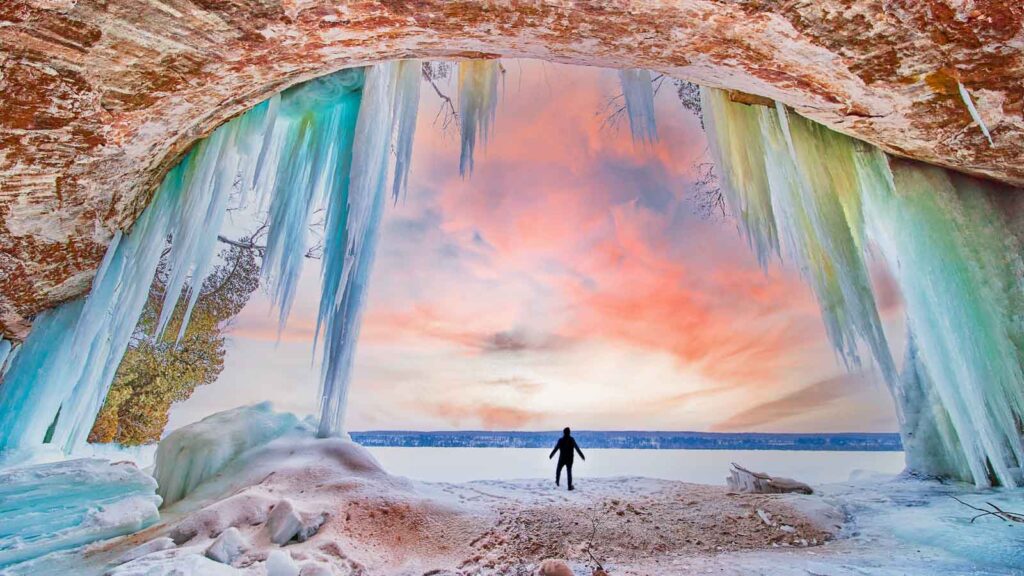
[1,2,1023,575]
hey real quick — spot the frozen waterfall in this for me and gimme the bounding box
[702,87,1024,487]
[0,61,423,458]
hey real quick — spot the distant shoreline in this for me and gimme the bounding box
[350,431,903,452]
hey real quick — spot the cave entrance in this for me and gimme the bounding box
[5,52,1022,491]
[77,59,904,486]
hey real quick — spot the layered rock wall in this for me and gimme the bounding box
[1,0,1022,338]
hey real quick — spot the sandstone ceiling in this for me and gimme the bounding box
[1,0,1022,340]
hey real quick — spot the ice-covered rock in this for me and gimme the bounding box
[110,552,242,575]
[265,499,326,545]
[0,458,160,569]
[265,550,299,576]
[153,403,302,506]
[266,500,303,545]
[205,527,248,565]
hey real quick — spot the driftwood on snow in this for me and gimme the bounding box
[950,495,1024,523]
[726,463,814,495]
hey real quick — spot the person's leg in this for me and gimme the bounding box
[556,461,564,486]
[567,462,574,490]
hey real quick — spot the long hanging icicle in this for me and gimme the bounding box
[702,88,895,383]
[0,340,11,377]
[391,60,422,202]
[261,69,366,332]
[458,59,500,176]
[618,69,658,144]
[767,103,897,383]
[316,63,400,438]
[957,82,994,146]
[701,89,779,267]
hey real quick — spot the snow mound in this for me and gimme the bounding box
[0,458,160,569]
[153,402,302,506]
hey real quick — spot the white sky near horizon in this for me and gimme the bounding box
[166,60,902,435]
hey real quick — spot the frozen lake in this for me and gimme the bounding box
[364,447,906,485]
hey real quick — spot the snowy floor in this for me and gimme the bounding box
[5,433,1020,576]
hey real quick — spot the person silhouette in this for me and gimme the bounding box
[549,427,585,490]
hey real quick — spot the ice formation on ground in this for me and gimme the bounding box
[13,405,1017,576]
[618,69,658,144]
[0,459,160,568]
[153,402,302,507]
[702,87,1024,487]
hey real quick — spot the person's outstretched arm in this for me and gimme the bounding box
[549,439,560,459]
[574,440,585,460]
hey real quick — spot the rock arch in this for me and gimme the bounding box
[1,0,1022,338]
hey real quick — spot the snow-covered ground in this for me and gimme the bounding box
[1,406,1020,575]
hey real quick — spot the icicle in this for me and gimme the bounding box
[316,63,399,438]
[391,60,422,203]
[261,68,366,332]
[458,59,500,176]
[700,88,779,267]
[154,108,273,342]
[701,88,895,384]
[0,339,11,376]
[957,81,994,146]
[618,69,658,144]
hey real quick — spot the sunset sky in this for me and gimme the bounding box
[167,60,903,434]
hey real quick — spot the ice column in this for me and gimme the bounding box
[619,69,659,144]
[855,151,1024,487]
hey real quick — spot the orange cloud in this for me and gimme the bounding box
[425,401,546,429]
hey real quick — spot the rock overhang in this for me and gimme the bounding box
[1,0,1021,339]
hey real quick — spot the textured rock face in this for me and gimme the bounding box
[1,0,1022,339]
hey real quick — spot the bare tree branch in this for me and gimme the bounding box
[422,61,459,132]
[950,495,1024,523]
